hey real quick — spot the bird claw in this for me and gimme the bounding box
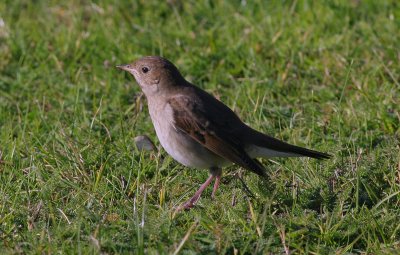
[182,202,195,210]
[179,195,200,211]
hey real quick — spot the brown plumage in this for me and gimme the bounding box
[117,56,330,209]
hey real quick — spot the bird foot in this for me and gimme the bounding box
[181,194,200,210]
[181,195,200,210]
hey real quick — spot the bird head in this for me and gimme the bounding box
[117,56,185,97]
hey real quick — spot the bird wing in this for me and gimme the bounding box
[168,95,266,177]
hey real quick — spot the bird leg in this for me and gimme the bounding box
[182,167,222,209]
[182,174,214,209]
[211,168,222,199]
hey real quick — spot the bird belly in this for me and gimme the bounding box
[149,104,228,169]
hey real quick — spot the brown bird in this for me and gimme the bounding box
[117,56,330,210]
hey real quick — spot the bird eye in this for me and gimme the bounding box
[142,66,149,73]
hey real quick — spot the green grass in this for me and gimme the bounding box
[1,0,399,254]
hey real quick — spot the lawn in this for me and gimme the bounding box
[0,0,399,254]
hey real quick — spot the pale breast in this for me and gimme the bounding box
[148,101,228,169]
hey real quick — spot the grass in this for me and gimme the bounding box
[0,0,399,254]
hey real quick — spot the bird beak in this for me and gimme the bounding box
[116,64,132,72]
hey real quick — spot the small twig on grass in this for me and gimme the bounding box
[57,208,71,225]
[172,220,199,255]
[397,159,400,184]
[278,225,290,255]
[0,150,3,165]
[28,200,43,231]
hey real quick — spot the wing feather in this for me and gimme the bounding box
[168,96,266,177]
